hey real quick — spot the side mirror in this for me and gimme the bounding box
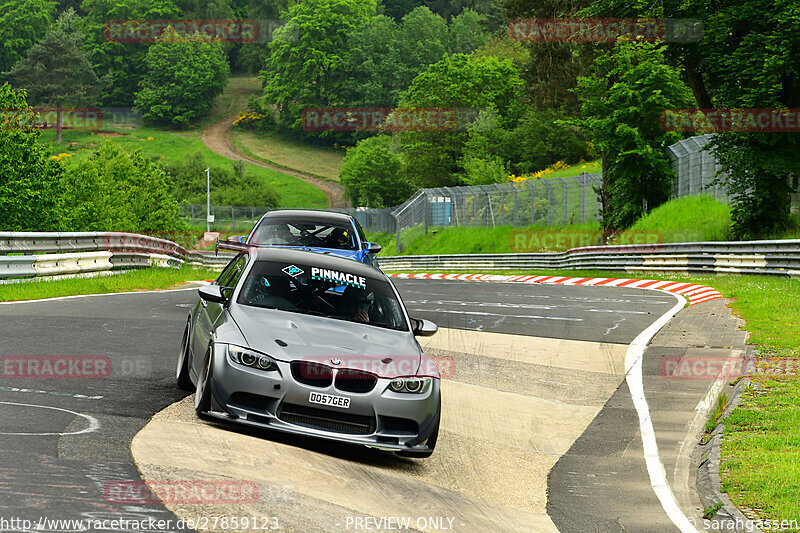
[366,242,382,254]
[412,318,438,337]
[198,285,227,304]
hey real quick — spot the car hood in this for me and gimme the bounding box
[228,305,426,378]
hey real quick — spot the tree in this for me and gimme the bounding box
[60,142,184,232]
[584,0,800,237]
[339,7,457,109]
[392,7,450,92]
[572,41,695,231]
[259,0,377,130]
[380,0,424,20]
[0,83,63,230]
[448,9,488,55]
[339,135,414,207]
[339,15,400,107]
[397,53,524,188]
[0,0,56,73]
[506,0,597,113]
[135,27,229,128]
[6,9,102,143]
[234,0,290,73]
[463,106,589,176]
[79,0,181,106]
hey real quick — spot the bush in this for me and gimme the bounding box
[503,108,589,174]
[0,83,63,230]
[134,27,229,128]
[161,152,279,208]
[59,141,184,232]
[339,135,414,207]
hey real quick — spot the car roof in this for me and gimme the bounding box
[260,210,353,224]
[251,247,384,278]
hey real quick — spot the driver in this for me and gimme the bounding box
[341,286,373,323]
[327,227,351,249]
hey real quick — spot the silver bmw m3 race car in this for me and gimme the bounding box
[177,248,441,458]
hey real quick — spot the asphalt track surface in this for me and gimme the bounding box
[0,280,683,532]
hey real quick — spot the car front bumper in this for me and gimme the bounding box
[205,344,440,452]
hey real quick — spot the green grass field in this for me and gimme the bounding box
[39,127,327,209]
[625,195,732,242]
[205,76,262,125]
[0,265,219,302]
[365,196,738,256]
[231,129,345,181]
[546,158,601,178]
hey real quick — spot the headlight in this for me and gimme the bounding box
[227,345,277,372]
[387,378,431,394]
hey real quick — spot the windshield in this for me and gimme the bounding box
[249,218,357,251]
[237,261,407,331]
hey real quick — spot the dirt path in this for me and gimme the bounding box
[201,115,347,208]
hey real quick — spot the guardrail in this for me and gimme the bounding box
[3,232,799,280]
[0,232,236,280]
[377,240,800,277]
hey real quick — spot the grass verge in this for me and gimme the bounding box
[230,129,344,182]
[384,266,799,526]
[39,128,326,209]
[0,265,219,302]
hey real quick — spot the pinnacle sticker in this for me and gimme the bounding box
[310,267,367,289]
[282,265,304,277]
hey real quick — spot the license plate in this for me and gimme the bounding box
[308,391,350,409]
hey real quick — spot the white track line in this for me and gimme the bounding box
[0,283,209,305]
[0,400,100,436]
[625,291,698,533]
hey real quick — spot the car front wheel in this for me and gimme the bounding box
[176,320,193,391]
[194,344,214,415]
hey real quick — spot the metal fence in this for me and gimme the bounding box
[181,203,398,235]
[667,134,800,212]
[390,175,602,252]
[180,204,269,231]
[188,134,798,253]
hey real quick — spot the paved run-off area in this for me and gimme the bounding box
[130,280,686,532]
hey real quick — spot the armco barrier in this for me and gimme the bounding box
[2,232,799,280]
[378,239,800,277]
[0,232,236,280]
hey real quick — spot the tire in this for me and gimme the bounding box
[194,344,214,416]
[176,320,193,391]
